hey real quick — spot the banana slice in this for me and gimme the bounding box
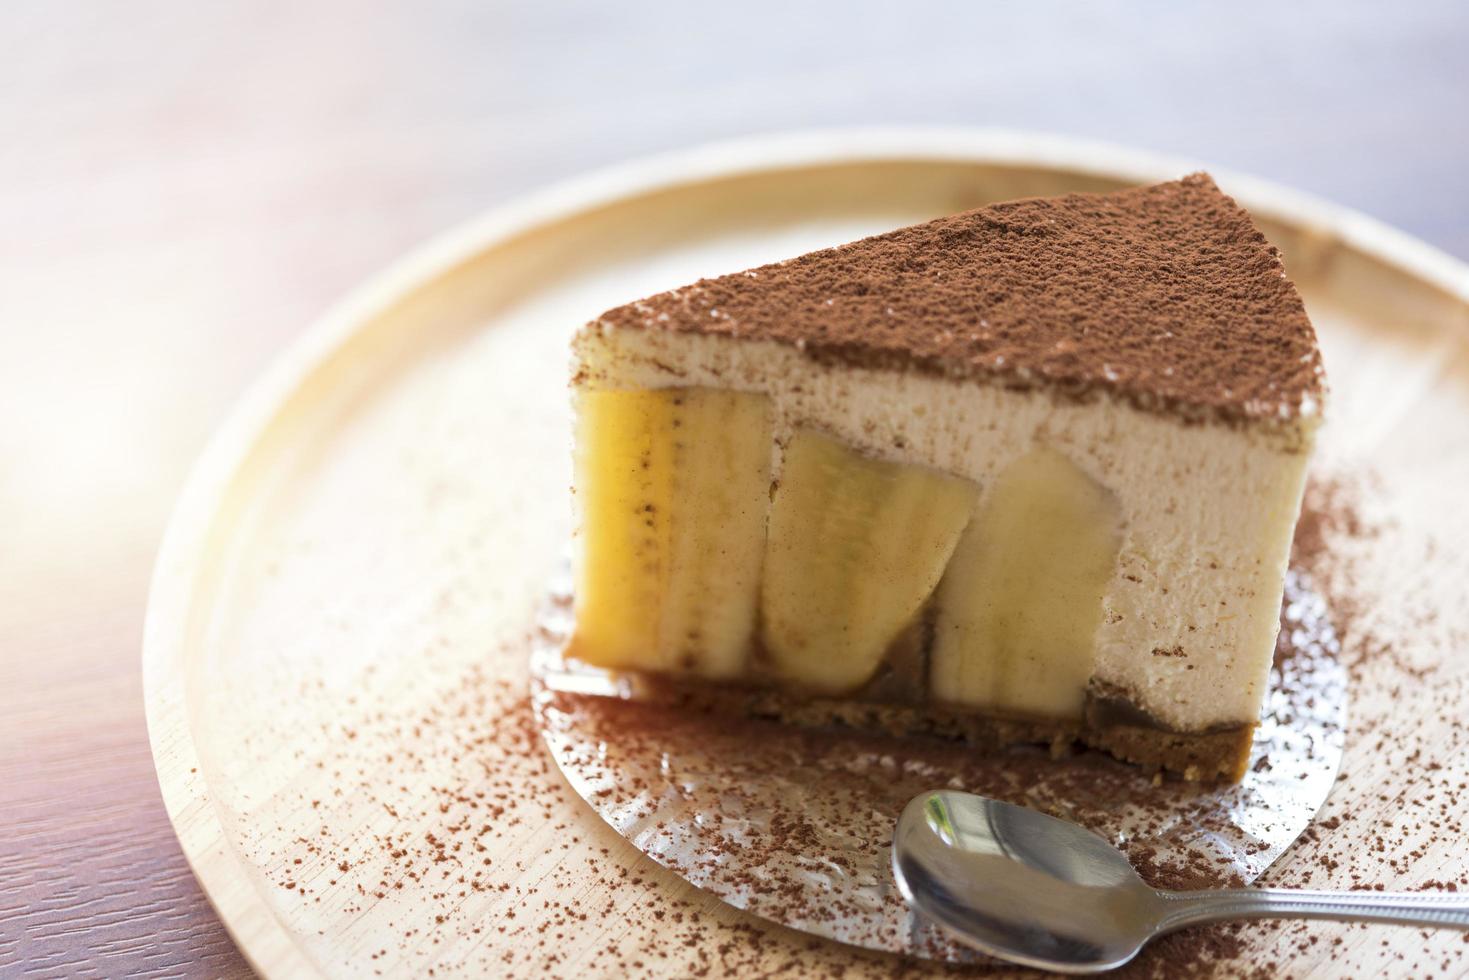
[931,448,1122,718]
[760,429,978,694]
[568,386,773,678]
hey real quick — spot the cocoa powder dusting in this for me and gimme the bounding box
[264,466,1469,977]
[533,551,1342,977]
[258,662,913,976]
[599,174,1326,430]
[1257,470,1469,975]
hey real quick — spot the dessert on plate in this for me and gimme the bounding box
[563,173,1325,781]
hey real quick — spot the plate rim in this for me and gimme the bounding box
[140,126,1469,978]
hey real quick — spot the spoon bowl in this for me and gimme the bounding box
[892,790,1163,972]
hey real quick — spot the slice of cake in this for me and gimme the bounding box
[565,173,1325,781]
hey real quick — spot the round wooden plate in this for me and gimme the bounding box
[145,129,1469,978]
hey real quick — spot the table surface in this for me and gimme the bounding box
[3,2,1467,976]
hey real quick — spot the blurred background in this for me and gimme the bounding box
[3,1,1466,973]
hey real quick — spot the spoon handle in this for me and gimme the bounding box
[1155,887,1469,933]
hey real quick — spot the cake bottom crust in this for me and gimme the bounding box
[639,678,1254,783]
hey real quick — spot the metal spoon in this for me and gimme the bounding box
[892,790,1469,973]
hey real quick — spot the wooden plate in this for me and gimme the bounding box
[144,129,1469,978]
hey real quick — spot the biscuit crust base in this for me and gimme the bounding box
[640,677,1255,783]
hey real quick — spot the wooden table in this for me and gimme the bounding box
[3,3,1466,975]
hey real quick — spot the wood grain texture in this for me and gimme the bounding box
[3,2,1467,976]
